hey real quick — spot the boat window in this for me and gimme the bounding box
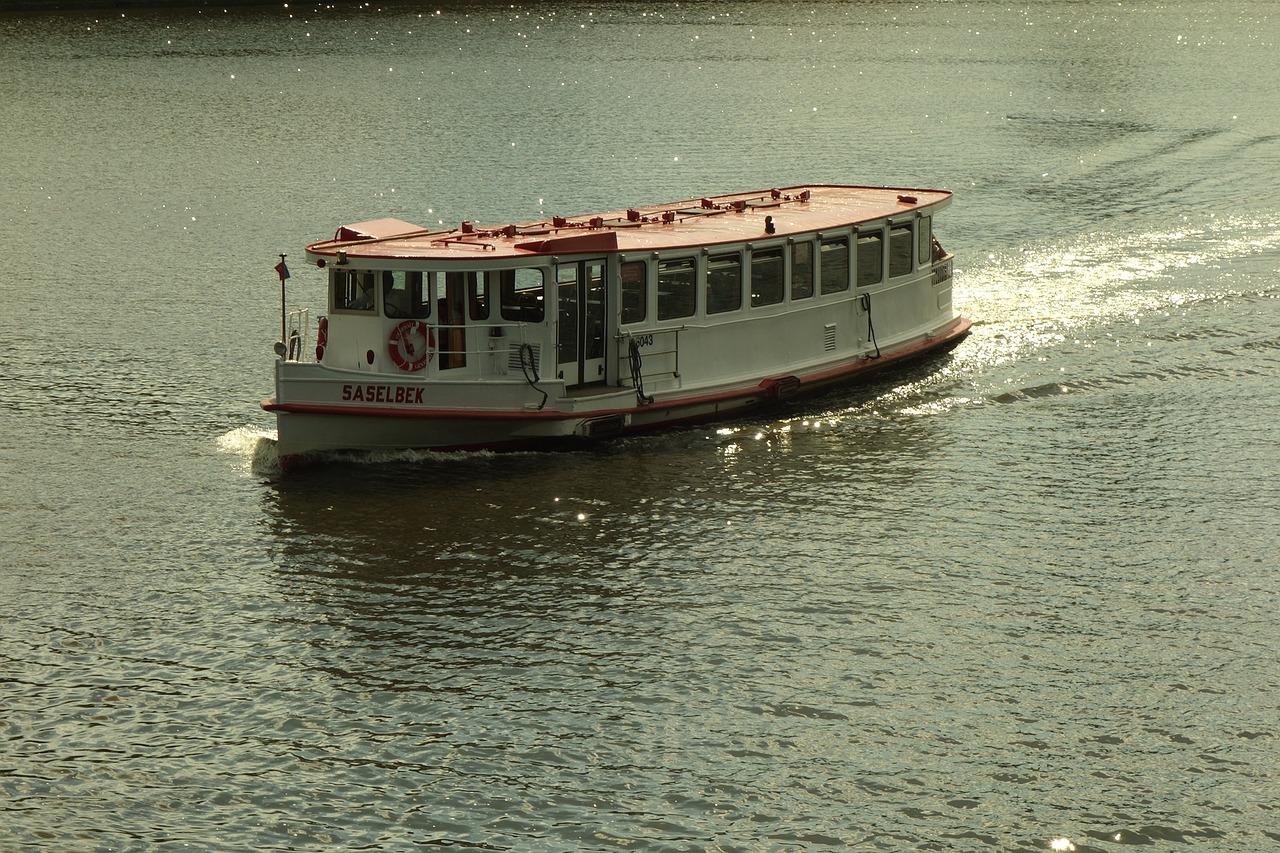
[706,252,742,315]
[332,269,376,312]
[382,270,431,319]
[820,237,850,294]
[791,241,814,300]
[889,224,914,277]
[469,272,491,321]
[751,248,785,307]
[917,215,932,267]
[499,268,545,322]
[620,261,647,324]
[657,258,697,321]
[856,232,883,287]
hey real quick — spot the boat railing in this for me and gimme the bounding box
[932,254,953,286]
[285,308,312,362]
[429,322,551,380]
[286,317,685,382]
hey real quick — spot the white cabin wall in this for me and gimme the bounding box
[862,277,938,346]
[320,314,384,371]
[664,296,864,388]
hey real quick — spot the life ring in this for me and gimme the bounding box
[315,316,328,361]
[388,320,434,371]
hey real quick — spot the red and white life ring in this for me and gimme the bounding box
[315,316,329,361]
[387,320,434,371]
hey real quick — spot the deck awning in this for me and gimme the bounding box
[334,218,426,242]
[514,231,619,254]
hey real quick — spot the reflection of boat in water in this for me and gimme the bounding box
[262,185,970,465]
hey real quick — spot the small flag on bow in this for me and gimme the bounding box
[275,258,291,281]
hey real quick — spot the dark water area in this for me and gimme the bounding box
[2,1,1279,850]
[0,0,259,11]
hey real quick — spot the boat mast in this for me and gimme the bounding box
[275,253,290,350]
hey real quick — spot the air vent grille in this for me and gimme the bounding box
[508,343,541,374]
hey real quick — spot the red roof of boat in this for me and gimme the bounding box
[304,184,951,263]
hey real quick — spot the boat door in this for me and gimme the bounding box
[438,271,469,370]
[556,259,607,388]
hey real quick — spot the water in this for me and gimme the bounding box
[2,1,1279,850]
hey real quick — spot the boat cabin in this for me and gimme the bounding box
[301,187,952,399]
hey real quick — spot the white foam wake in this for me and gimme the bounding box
[215,425,280,474]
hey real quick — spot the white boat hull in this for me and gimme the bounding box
[265,316,970,463]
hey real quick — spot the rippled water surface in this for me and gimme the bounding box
[2,1,1279,850]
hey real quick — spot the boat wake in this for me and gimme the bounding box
[330,447,504,467]
[957,212,1280,369]
[217,424,518,476]
[912,213,1280,415]
[215,426,281,475]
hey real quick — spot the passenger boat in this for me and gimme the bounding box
[263,184,970,464]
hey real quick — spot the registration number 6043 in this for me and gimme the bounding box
[631,334,655,347]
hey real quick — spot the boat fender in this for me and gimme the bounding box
[387,320,435,372]
[761,375,801,400]
[315,316,328,361]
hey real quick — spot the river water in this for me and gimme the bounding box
[2,1,1279,850]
